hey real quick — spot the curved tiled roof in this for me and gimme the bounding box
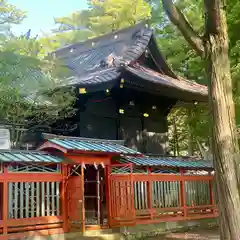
[125,65,207,101]
[55,23,155,77]
[54,22,208,102]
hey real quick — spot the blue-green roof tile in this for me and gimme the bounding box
[120,156,213,169]
[48,138,141,155]
[0,150,63,163]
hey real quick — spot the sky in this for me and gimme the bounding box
[9,0,88,36]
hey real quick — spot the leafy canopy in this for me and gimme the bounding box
[40,0,151,51]
[0,1,76,147]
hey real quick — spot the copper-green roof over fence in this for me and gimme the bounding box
[120,156,213,169]
[0,150,63,163]
[46,138,141,155]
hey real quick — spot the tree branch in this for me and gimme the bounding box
[162,0,205,57]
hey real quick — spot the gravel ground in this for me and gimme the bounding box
[148,228,219,240]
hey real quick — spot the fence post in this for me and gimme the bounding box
[130,163,136,223]
[3,165,8,235]
[209,171,215,214]
[106,165,112,227]
[61,164,69,232]
[147,167,153,219]
[180,168,187,217]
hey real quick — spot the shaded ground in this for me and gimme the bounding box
[149,228,219,240]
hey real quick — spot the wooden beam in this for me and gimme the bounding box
[3,166,8,234]
[61,165,68,232]
[180,169,187,217]
[147,167,153,220]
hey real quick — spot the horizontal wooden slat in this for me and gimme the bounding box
[8,223,62,233]
[4,227,64,239]
[111,174,213,181]
[0,173,63,182]
[7,216,63,227]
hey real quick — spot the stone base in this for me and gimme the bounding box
[117,218,218,239]
[6,230,127,240]
[6,218,218,240]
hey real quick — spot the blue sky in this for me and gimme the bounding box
[9,0,88,36]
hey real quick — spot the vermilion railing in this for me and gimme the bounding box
[108,165,217,227]
[0,164,68,239]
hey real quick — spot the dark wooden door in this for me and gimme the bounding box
[68,176,85,231]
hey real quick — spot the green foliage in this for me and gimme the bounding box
[149,0,240,154]
[0,0,26,36]
[40,0,151,49]
[148,0,209,154]
[0,37,76,147]
[168,104,210,156]
[150,0,205,82]
[4,0,240,154]
[89,0,151,33]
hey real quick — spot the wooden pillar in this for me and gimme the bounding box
[130,163,135,223]
[80,165,85,233]
[3,165,8,235]
[147,167,153,219]
[96,167,100,225]
[61,164,69,232]
[209,171,215,214]
[179,168,187,217]
[105,165,112,227]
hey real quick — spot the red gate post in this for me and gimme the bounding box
[147,167,153,219]
[105,165,112,227]
[61,164,69,232]
[80,165,85,233]
[3,165,8,235]
[130,163,136,224]
[179,168,187,218]
[208,171,215,214]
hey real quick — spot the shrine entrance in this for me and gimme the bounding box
[84,165,107,226]
[67,164,107,232]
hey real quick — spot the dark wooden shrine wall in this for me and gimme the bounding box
[78,89,174,154]
[20,88,175,154]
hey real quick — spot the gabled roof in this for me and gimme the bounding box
[38,133,142,155]
[38,134,212,170]
[54,23,208,102]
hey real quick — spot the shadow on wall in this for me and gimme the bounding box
[121,128,168,154]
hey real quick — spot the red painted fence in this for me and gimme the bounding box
[0,162,217,238]
[107,164,217,227]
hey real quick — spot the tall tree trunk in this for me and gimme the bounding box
[162,0,240,239]
[204,1,240,239]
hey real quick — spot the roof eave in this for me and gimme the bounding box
[124,68,208,102]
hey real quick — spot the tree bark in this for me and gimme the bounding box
[204,1,240,239]
[162,0,240,239]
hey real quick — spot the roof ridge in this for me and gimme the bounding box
[54,22,149,57]
[43,133,125,145]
